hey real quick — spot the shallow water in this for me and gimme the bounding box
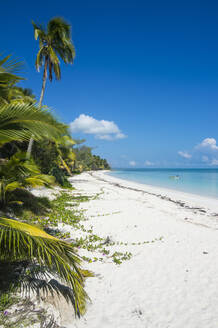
[109,168,218,199]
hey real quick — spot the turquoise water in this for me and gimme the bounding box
[108,169,218,199]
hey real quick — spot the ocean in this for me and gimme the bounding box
[108,168,218,199]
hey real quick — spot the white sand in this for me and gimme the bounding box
[58,171,218,328]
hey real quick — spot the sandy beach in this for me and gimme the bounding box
[49,170,218,328]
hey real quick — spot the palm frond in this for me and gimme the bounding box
[4,181,22,192]
[32,21,47,41]
[0,55,24,103]
[0,54,24,75]
[47,17,71,40]
[35,47,45,71]
[24,174,55,187]
[0,103,63,145]
[0,217,92,315]
[56,135,76,147]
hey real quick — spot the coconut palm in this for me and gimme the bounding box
[33,17,75,107]
[0,217,91,316]
[27,17,75,157]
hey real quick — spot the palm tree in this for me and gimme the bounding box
[27,17,75,157]
[0,217,91,316]
[33,17,76,107]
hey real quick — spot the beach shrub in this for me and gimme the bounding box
[0,151,54,209]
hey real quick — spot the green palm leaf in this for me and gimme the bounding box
[0,103,64,145]
[0,217,92,316]
[24,174,55,187]
[0,54,24,103]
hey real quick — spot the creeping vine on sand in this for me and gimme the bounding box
[19,190,163,265]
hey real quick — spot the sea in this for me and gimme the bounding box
[108,168,218,199]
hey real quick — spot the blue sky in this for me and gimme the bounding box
[2,0,218,168]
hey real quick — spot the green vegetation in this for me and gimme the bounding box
[19,190,162,267]
[27,17,76,157]
[0,15,110,325]
[74,145,110,172]
[0,217,91,314]
[33,17,75,106]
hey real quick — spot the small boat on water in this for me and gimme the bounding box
[169,175,180,180]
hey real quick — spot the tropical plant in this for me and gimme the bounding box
[0,102,64,146]
[0,54,24,104]
[8,87,36,105]
[32,17,75,107]
[0,217,92,316]
[31,135,76,186]
[73,144,110,172]
[27,17,76,157]
[0,179,22,208]
[0,152,54,208]
[55,135,76,176]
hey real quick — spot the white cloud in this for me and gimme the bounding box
[70,114,127,141]
[129,161,136,166]
[197,138,218,150]
[202,156,209,162]
[210,159,218,165]
[97,135,114,140]
[178,151,192,159]
[145,160,154,166]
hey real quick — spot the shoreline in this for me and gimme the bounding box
[107,169,218,201]
[96,170,218,213]
[59,171,218,327]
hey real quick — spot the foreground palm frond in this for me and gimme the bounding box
[0,103,64,145]
[0,217,92,316]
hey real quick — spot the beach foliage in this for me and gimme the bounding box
[0,151,54,208]
[0,15,111,325]
[21,190,134,266]
[0,54,24,105]
[73,144,110,172]
[0,217,92,316]
[0,102,63,146]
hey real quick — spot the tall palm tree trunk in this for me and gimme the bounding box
[38,58,48,108]
[26,59,48,158]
